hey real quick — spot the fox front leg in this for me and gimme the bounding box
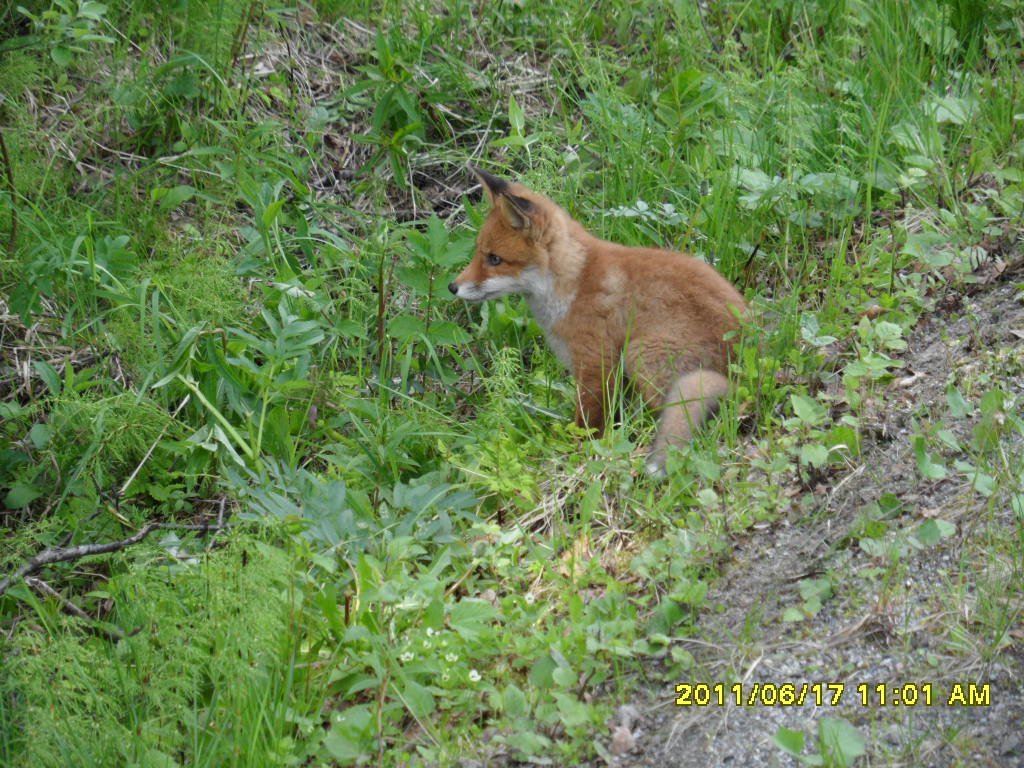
[572,362,609,436]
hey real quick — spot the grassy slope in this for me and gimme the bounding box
[1,0,1022,765]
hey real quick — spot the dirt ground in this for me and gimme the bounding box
[608,273,1024,767]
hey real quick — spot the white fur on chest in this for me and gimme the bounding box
[522,267,575,367]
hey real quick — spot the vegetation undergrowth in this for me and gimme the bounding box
[1,0,1021,765]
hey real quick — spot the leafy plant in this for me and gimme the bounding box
[17,0,113,66]
[775,717,867,767]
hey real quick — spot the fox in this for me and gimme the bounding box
[449,165,747,476]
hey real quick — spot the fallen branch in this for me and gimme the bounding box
[0,117,16,255]
[0,523,162,597]
[119,394,191,498]
[0,517,236,598]
[25,576,129,642]
[26,577,147,642]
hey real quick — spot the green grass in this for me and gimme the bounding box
[1,0,1022,764]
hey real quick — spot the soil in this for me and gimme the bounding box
[608,274,1024,768]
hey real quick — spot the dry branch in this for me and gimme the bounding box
[0,522,163,597]
[0,517,235,598]
[0,119,16,254]
[25,577,141,641]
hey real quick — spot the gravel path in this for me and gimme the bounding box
[610,275,1024,767]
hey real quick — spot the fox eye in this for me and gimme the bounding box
[486,253,502,266]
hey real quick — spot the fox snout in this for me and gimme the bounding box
[447,278,483,301]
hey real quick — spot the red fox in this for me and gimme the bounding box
[449,166,746,476]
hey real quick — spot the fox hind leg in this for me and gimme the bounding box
[645,369,730,478]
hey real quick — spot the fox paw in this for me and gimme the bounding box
[644,449,667,479]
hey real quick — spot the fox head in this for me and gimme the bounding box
[448,165,563,302]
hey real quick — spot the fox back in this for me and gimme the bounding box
[450,166,746,475]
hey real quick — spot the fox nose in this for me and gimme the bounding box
[448,282,458,295]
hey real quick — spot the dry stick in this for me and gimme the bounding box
[1,519,235,597]
[0,522,161,597]
[0,120,17,254]
[693,0,722,54]
[25,577,94,622]
[228,0,261,82]
[119,394,191,498]
[25,577,138,642]
[208,495,228,552]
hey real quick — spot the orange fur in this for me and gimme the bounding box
[449,166,746,475]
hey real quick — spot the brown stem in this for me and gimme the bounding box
[0,520,230,597]
[0,121,17,254]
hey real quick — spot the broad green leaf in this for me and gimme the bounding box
[937,429,961,452]
[553,691,590,728]
[396,264,432,295]
[800,312,837,347]
[930,94,974,125]
[971,472,995,497]
[818,716,866,766]
[912,435,947,480]
[427,320,470,345]
[858,537,894,558]
[33,360,61,395]
[773,726,805,756]
[790,393,827,426]
[800,443,830,468]
[51,45,73,66]
[262,198,286,228]
[782,607,805,622]
[799,577,833,604]
[28,422,51,449]
[528,655,556,689]
[151,184,195,213]
[426,213,448,260]
[509,94,525,136]
[947,385,974,417]
[825,425,861,458]
[902,231,953,269]
[5,482,43,509]
[916,518,956,547]
[448,599,497,641]
[388,314,425,341]
[503,683,529,718]
[400,679,435,718]
[323,705,373,760]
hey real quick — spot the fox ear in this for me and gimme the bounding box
[468,163,508,203]
[468,163,534,231]
[498,193,534,231]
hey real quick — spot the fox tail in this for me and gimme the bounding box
[646,369,730,477]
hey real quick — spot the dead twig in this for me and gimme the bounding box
[0,517,235,597]
[0,522,163,597]
[25,577,93,622]
[118,395,191,498]
[208,495,228,552]
[0,117,16,254]
[693,0,723,53]
[25,576,130,641]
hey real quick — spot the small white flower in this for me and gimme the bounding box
[468,669,481,682]
[525,592,536,605]
[426,627,435,637]
[445,653,458,663]
[399,651,414,663]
